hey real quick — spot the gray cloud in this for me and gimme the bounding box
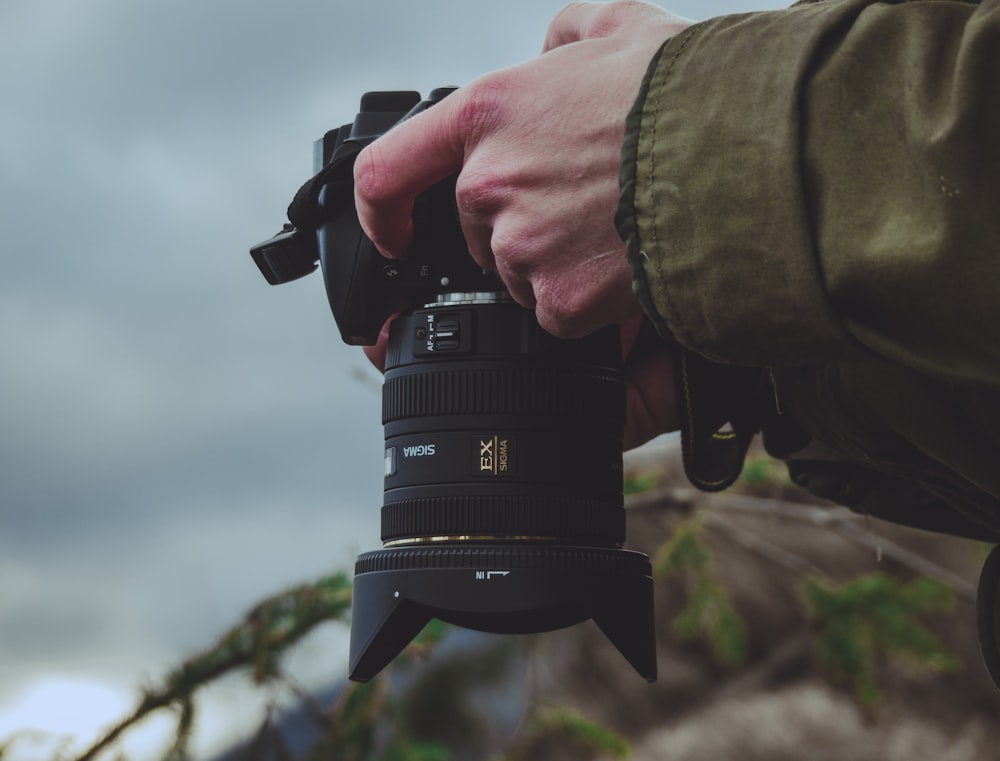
[0,0,788,734]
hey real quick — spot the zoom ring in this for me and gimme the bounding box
[381,495,624,544]
[382,368,622,424]
[355,545,650,574]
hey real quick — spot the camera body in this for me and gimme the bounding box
[251,90,656,683]
[252,88,494,345]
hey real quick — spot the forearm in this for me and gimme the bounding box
[620,0,1000,387]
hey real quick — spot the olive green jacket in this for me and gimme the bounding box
[617,0,1000,540]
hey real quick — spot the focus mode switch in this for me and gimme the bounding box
[433,317,460,350]
[413,310,472,356]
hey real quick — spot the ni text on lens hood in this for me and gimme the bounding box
[250,88,657,683]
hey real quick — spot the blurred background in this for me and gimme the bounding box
[0,0,789,757]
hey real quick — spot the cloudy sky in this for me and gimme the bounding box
[0,0,785,755]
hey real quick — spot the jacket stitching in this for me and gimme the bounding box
[647,27,698,347]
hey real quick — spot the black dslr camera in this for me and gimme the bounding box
[250,89,656,682]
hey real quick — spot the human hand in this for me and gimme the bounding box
[358,0,689,447]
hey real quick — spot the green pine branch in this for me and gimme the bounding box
[74,572,353,761]
[803,573,963,707]
[653,516,748,669]
[499,706,631,761]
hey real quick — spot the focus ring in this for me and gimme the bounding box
[381,495,624,544]
[383,368,623,423]
[355,545,651,575]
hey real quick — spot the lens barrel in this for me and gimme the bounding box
[349,301,656,682]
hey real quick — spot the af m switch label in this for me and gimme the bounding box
[472,434,515,477]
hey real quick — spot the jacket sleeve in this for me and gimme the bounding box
[618,0,1000,389]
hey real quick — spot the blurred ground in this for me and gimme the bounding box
[528,440,1000,761]
[41,439,998,761]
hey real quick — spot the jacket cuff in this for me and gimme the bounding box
[618,4,867,367]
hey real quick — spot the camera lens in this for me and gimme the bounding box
[349,300,656,682]
[382,301,625,546]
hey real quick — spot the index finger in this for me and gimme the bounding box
[354,94,467,258]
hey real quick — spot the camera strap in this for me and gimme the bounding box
[250,138,364,286]
[286,140,363,233]
[673,349,766,492]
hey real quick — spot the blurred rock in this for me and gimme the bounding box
[528,440,1000,761]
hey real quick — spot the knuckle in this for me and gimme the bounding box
[490,230,531,282]
[490,226,534,275]
[488,230,538,308]
[455,163,506,219]
[546,0,654,49]
[454,71,516,143]
[534,282,595,340]
[546,1,592,37]
[588,0,652,37]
